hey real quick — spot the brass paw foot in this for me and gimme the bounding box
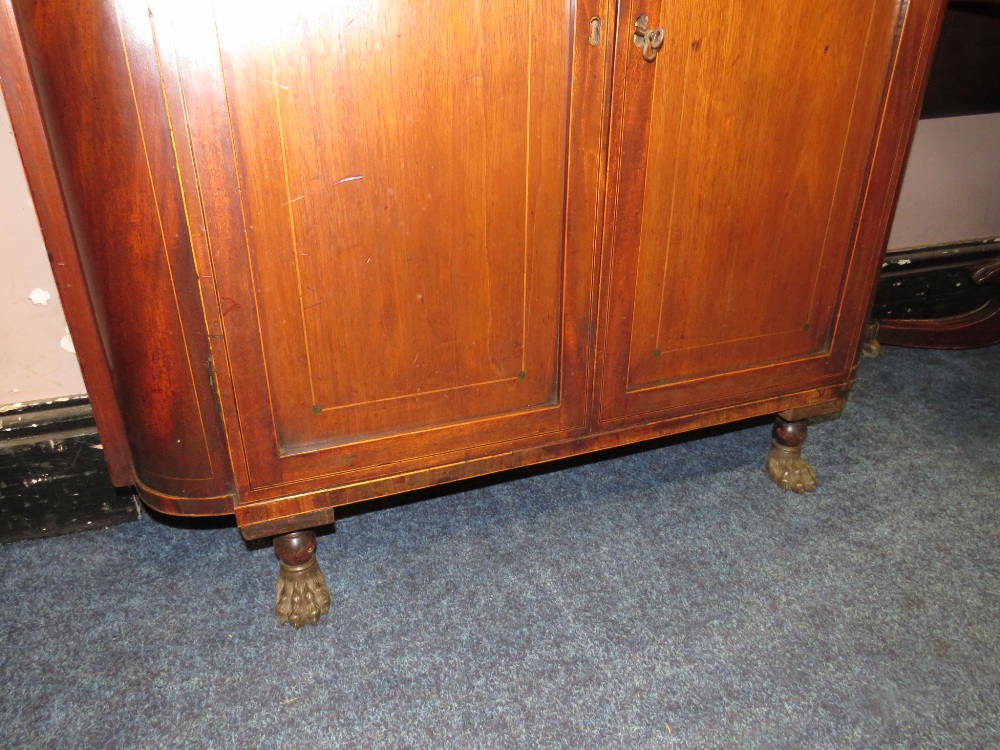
[766,441,818,493]
[861,319,881,358]
[276,557,331,628]
[766,416,818,493]
[273,529,330,628]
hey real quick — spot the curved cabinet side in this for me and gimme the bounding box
[13,0,235,514]
[0,1,133,486]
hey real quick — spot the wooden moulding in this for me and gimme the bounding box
[235,385,850,540]
[132,480,235,518]
[778,398,848,423]
[238,505,338,541]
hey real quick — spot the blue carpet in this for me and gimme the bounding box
[1,345,998,749]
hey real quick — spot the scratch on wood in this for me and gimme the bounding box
[334,175,364,186]
[262,77,290,90]
[286,195,305,206]
[220,297,241,316]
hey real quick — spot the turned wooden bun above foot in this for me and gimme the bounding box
[273,531,330,628]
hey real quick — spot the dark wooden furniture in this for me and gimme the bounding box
[2,0,946,626]
[920,0,1000,120]
[874,247,1000,349]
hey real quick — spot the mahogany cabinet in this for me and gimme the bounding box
[2,0,945,626]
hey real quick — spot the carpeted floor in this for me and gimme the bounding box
[1,345,998,749]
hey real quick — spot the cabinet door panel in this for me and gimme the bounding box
[598,0,902,423]
[165,0,606,488]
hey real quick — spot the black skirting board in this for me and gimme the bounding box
[0,397,138,545]
[875,239,1000,320]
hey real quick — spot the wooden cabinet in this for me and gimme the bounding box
[2,0,945,626]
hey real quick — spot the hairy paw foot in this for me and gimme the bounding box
[276,557,331,628]
[766,443,818,493]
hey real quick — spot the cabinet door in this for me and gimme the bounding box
[159,0,609,490]
[596,0,906,426]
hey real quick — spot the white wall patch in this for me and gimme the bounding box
[28,288,51,305]
[60,326,76,354]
